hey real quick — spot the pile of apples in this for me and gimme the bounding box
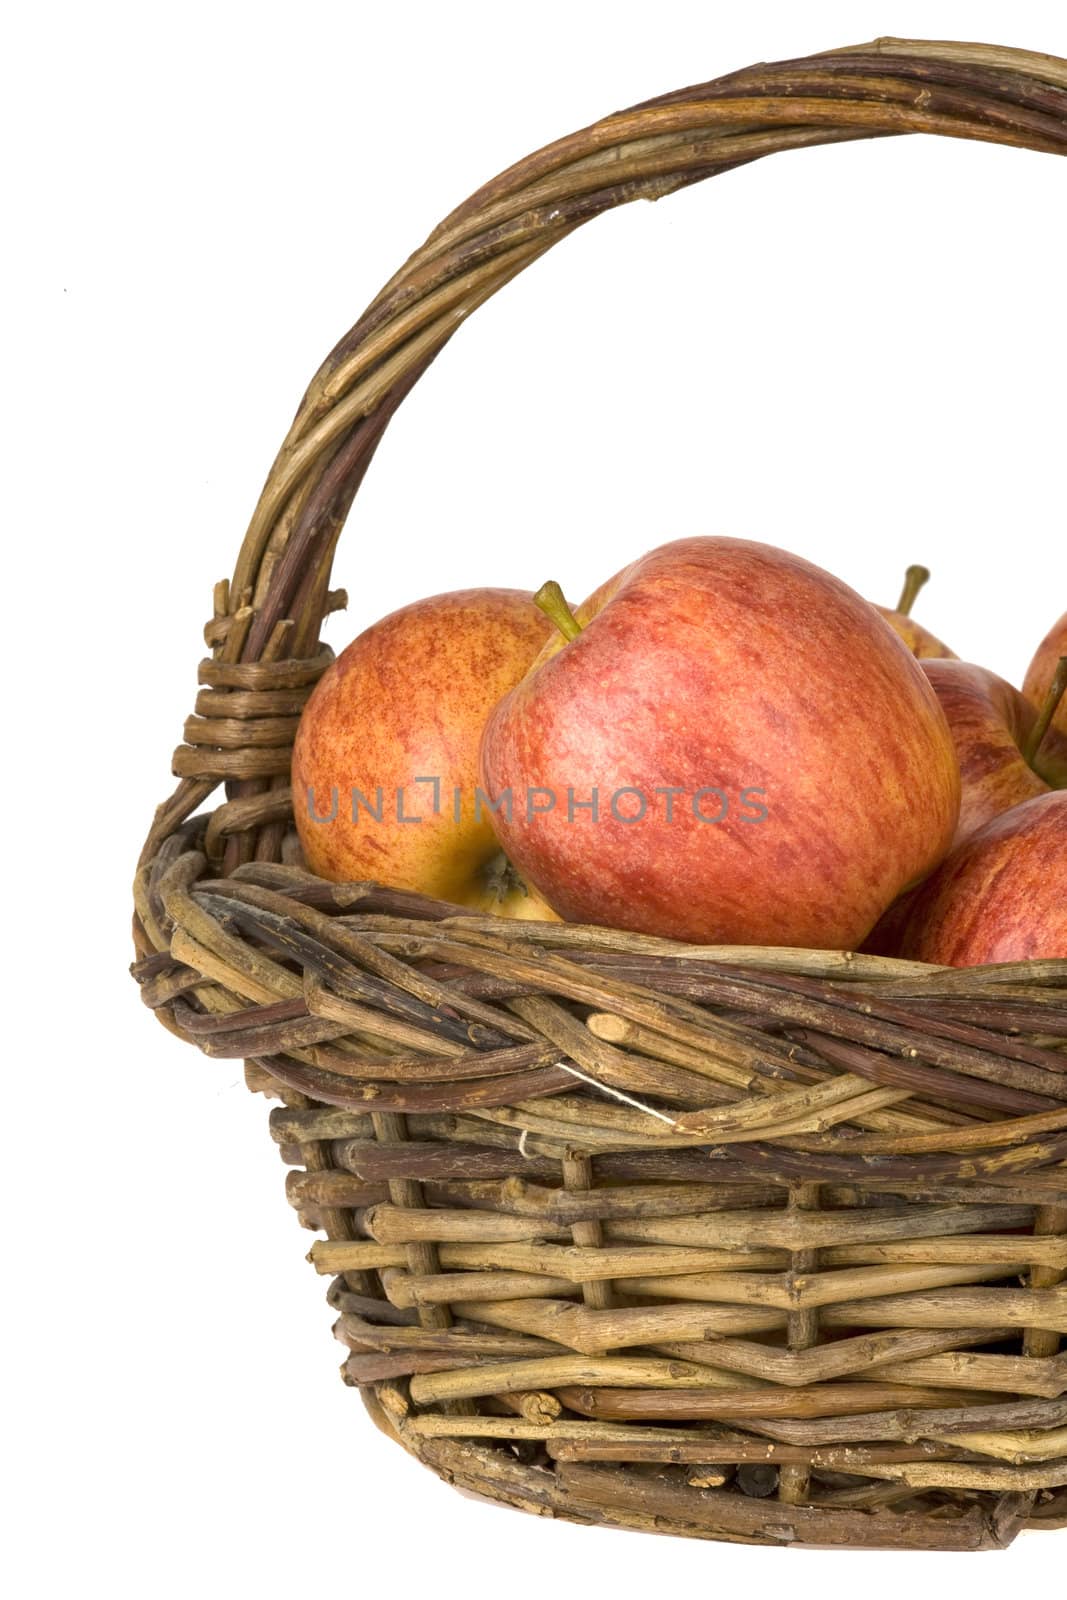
[293,537,1067,966]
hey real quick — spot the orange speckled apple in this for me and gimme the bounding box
[875,610,957,660]
[479,537,961,950]
[899,790,1067,965]
[293,588,558,917]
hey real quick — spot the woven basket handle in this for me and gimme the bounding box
[152,36,1067,871]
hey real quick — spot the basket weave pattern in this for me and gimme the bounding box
[133,39,1067,1550]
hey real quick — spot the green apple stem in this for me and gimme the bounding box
[1024,655,1067,766]
[534,580,583,641]
[895,564,931,617]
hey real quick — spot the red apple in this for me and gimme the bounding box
[898,791,1067,965]
[479,537,961,949]
[920,658,1049,846]
[292,588,559,917]
[1022,612,1067,787]
[867,659,1067,955]
[874,565,956,660]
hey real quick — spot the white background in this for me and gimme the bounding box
[5,2,1066,1595]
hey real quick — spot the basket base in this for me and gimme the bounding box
[358,1388,1052,1552]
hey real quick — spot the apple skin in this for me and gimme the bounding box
[292,588,559,917]
[898,790,1067,965]
[1022,611,1067,786]
[875,607,956,660]
[479,537,961,950]
[867,657,1064,953]
[921,659,1048,847]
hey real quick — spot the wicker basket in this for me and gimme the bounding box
[132,38,1067,1552]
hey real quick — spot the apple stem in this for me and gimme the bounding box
[895,564,931,617]
[1024,655,1067,766]
[534,580,582,642]
[482,850,528,903]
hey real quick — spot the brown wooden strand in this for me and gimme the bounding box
[552,1458,1034,1549]
[1025,1204,1067,1360]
